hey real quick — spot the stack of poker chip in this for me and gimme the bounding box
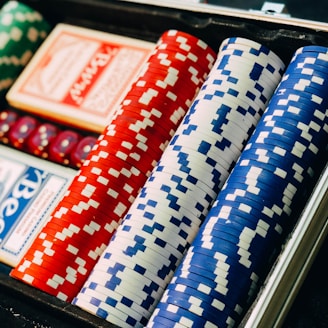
[0,0,50,100]
[72,37,285,327]
[147,45,328,328]
[10,30,216,301]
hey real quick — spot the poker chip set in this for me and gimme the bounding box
[71,37,286,327]
[1,1,328,328]
[146,45,328,327]
[10,29,216,303]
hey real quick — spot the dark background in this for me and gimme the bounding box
[207,0,328,23]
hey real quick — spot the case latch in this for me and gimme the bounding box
[250,2,291,18]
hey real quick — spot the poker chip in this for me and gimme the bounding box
[71,36,285,327]
[0,1,50,100]
[148,44,328,327]
[11,29,216,303]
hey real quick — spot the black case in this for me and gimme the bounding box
[1,1,328,327]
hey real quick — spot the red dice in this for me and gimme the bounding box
[48,130,81,165]
[8,116,39,150]
[27,123,60,158]
[70,135,98,168]
[0,110,19,144]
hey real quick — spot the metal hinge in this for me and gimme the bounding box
[249,2,291,18]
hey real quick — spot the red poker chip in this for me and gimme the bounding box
[70,135,98,168]
[105,123,172,152]
[24,238,95,271]
[155,40,215,65]
[71,174,143,207]
[78,164,148,195]
[71,167,144,197]
[119,96,189,123]
[104,120,171,149]
[146,48,214,76]
[12,260,66,285]
[20,247,89,279]
[124,80,199,109]
[51,195,117,225]
[97,130,169,161]
[160,30,215,58]
[11,265,80,302]
[64,186,137,221]
[56,190,133,226]
[80,149,150,178]
[40,221,109,257]
[127,78,201,107]
[11,266,66,294]
[145,52,210,82]
[68,180,139,208]
[101,147,159,176]
[27,233,103,271]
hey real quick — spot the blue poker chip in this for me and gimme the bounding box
[271,90,327,109]
[265,100,328,126]
[180,251,260,291]
[209,196,286,231]
[252,128,321,160]
[168,273,257,320]
[162,293,230,327]
[289,53,328,71]
[219,186,293,220]
[239,146,311,177]
[249,135,314,163]
[277,77,328,94]
[200,225,281,266]
[190,236,261,271]
[149,313,187,328]
[194,225,272,263]
[276,80,328,98]
[226,165,298,199]
[207,216,281,248]
[257,118,326,147]
[284,64,328,80]
[237,156,310,190]
[153,302,214,327]
[242,142,314,171]
[267,95,328,115]
[295,45,328,55]
[209,195,289,234]
[237,155,309,188]
[227,163,299,197]
[165,279,246,318]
